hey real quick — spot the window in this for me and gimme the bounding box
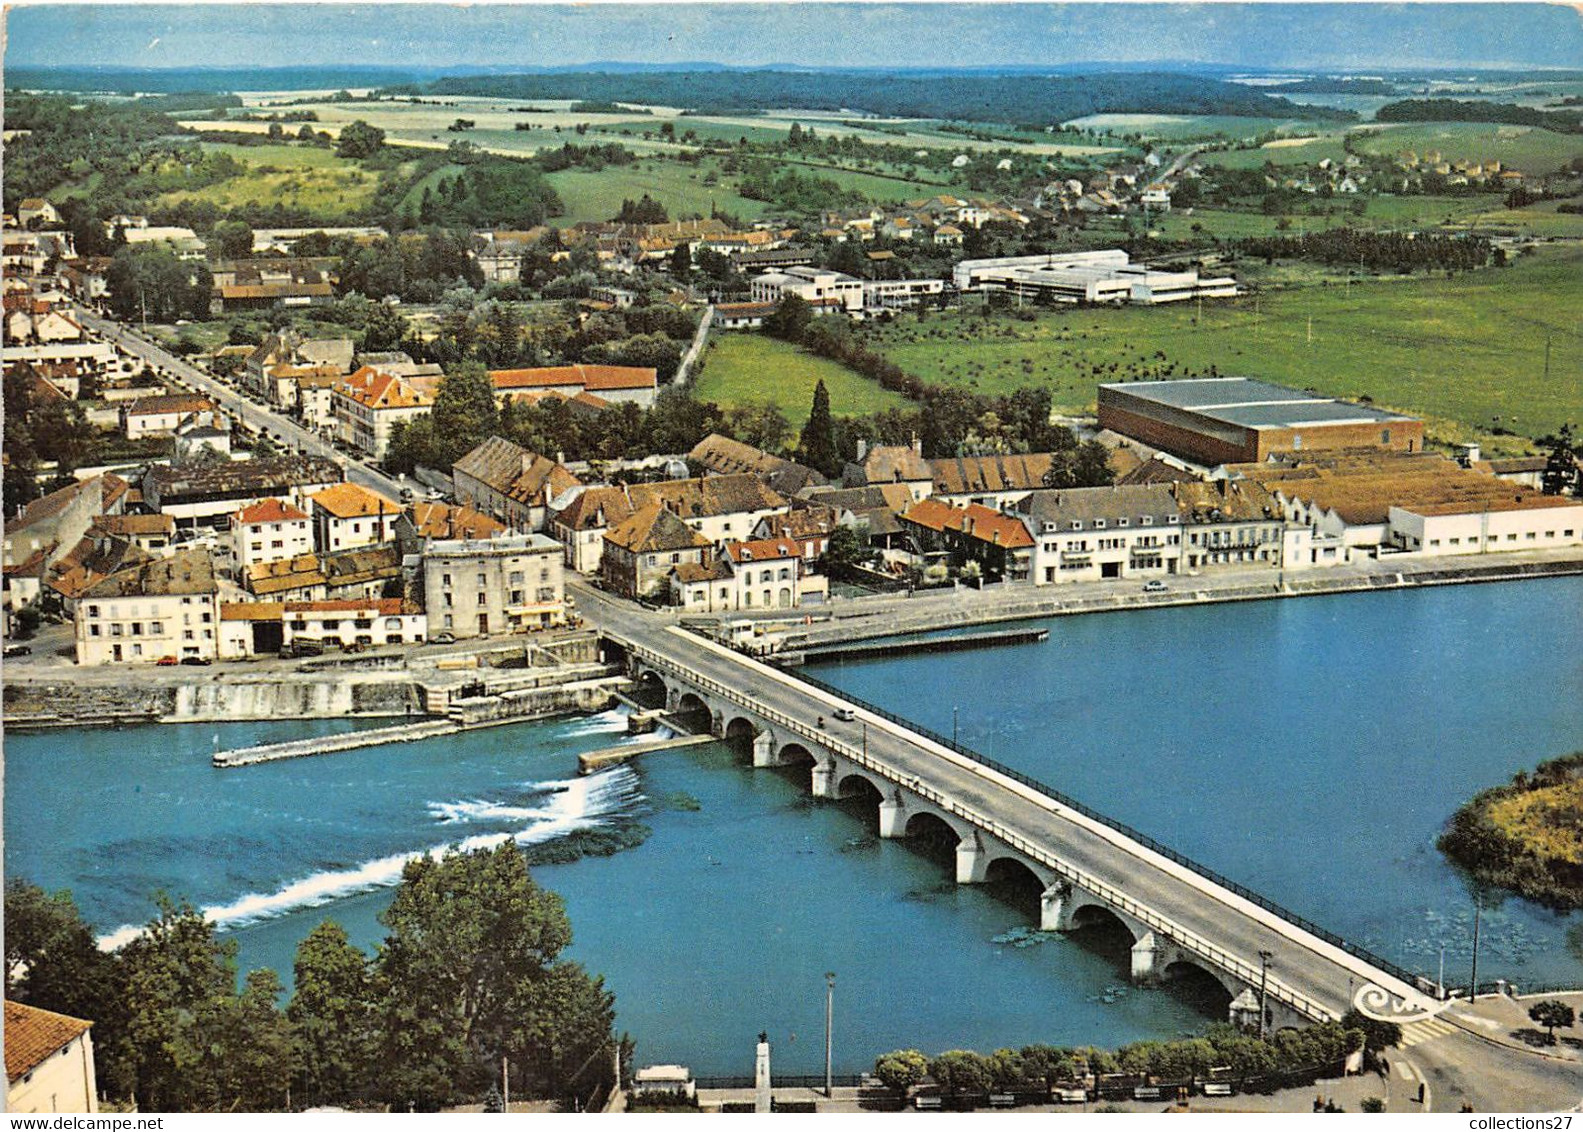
[442,593,453,608]
[150,621,162,634]
[131,622,143,636]
[1117,517,1129,527]
[509,571,524,585]
[477,593,487,607]
[671,553,680,564]
[442,573,452,587]
[1526,532,1537,540]
[201,612,212,624]
[1141,515,1153,526]
[442,615,453,629]
[1069,521,1083,531]
[184,630,194,640]
[1381,429,1391,444]
[511,590,524,604]
[1545,531,1555,539]
[88,605,99,617]
[1292,434,1303,450]
[1508,533,1517,542]
[477,573,487,586]
[1093,519,1105,530]
[89,624,100,637]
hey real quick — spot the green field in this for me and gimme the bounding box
[856,246,1583,453]
[158,141,388,217]
[1198,131,1353,170]
[1350,121,1583,177]
[544,158,771,226]
[691,332,911,419]
[1066,113,1335,141]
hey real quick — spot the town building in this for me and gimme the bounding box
[754,507,836,567]
[1170,479,1288,571]
[75,549,221,664]
[173,412,233,461]
[749,266,865,312]
[405,500,509,543]
[547,485,637,574]
[5,1001,97,1114]
[228,498,313,577]
[600,503,712,601]
[422,534,565,638]
[860,277,946,310]
[723,537,826,609]
[332,366,433,459]
[1016,485,1183,585]
[309,483,403,554]
[285,599,426,652]
[488,364,659,410]
[452,436,582,532]
[121,394,217,439]
[1233,449,1583,559]
[626,475,789,545]
[899,497,1035,582]
[843,439,934,502]
[1098,378,1425,467]
[688,433,826,497]
[142,455,343,530]
[928,453,1055,510]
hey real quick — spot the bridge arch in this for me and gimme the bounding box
[723,715,758,758]
[776,741,818,789]
[674,691,711,730]
[632,669,668,708]
[1066,901,1145,947]
[903,810,963,846]
[836,771,886,804]
[1162,960,1238,1015]
[984,855,1049,916]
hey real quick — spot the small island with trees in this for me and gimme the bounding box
[1438,752,1583,912]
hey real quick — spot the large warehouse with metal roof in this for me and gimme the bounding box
[1097,377,1425,466]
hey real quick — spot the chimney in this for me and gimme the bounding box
[912,434,923,458]
[856,438,868,462]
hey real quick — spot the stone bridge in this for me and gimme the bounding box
[608,625,1434,1034]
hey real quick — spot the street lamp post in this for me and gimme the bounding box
[824,972,836,1098]
[952,705,959,745]
[1257,950,1273,1040]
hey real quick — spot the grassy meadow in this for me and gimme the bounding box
[157,141,391,217]
[691,332,911,419]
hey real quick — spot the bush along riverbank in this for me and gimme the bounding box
[1438,752,1583,912]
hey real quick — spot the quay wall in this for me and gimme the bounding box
[3,675,421,727]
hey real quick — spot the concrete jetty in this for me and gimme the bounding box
[793,626,1048,665]
[213,719,458,767]
[578,733,715,774]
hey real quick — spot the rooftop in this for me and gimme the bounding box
[236,497,310,525]
[901,498,1034,548]
[1101,378,1417,430]
[5,1000,92,1082]
[310,482,402,520]
[82,548,216,598]
[489,364,657,393]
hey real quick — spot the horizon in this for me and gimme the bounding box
[7,3,1583,73]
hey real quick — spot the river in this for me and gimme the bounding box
[7,578,1581,1075]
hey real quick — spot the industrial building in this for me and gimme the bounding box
[1098,378,1424,467]
[952,250,1237,306]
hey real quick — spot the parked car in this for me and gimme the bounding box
[832,706,857,722]
[1142,580,1169,594]
[429,631,457,645]
[179,655,212,666]
[3,644,32,658]
[156,655,179,666]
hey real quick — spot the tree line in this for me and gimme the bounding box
[6,845,619,1112]
[871,1016,1383,1099]
[1236,230,1494,273]
[1375,99,1583,134]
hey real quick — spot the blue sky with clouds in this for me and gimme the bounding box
[7,3,1583,71]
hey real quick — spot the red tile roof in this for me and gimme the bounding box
[489,364,657,392]
[5,1001,92,1082]
[901,498,1034,548]
[236,497,310,524]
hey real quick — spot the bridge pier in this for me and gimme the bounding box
[878,791,907,839]
[811,756,838,799]
[956,830,988,884]
[749,728,777,768]
[1040,883,1077,931]
[1131,932,1165,985]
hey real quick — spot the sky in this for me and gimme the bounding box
[6,2,1583,72]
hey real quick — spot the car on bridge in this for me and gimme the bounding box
[832,707,856,722]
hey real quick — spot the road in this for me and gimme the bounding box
[573,577,1424,1028]
[73,307,405,499]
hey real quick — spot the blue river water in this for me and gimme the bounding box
[7,578,1582,1075]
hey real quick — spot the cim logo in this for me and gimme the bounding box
[1350,981,1458,1023]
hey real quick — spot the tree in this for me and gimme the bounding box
[289,921,374,1106]
[820,524,870,577]
[4,880,122,1032]
[764,293,812,343]
[797,379,840,477]
[427,362,500,467]
[335,120,386,160]
[115,897,243,1112]
[1042,440,1115,490]
[218,969,299,1111]
[1528,1000,1575,1045]
[372,845,613,1110]
[930,1050,994,1096]
[670,240,691,279]
[213,219,255,259]
[1540,424,1579,497]
[1340,1009,1401,1053]
[873,1049,929,1093]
